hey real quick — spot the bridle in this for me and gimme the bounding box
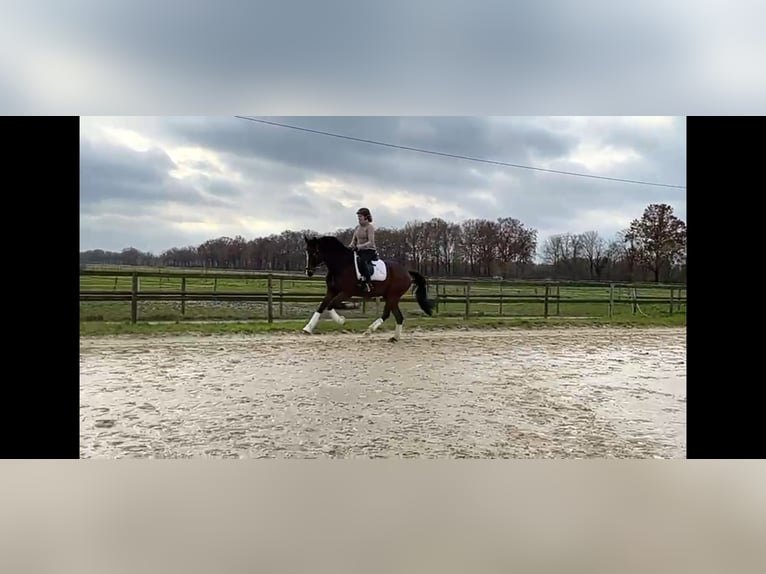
[305,248,324,277]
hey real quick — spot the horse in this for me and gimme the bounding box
[301,235,435,342]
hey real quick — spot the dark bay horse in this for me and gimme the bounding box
[302,235,434,341]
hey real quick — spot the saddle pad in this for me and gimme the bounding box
[354,254,387,281]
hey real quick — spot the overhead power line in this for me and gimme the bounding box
[234,116,686,190]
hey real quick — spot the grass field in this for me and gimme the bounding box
[80,266,686,335]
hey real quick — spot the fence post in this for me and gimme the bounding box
[442,283,447,314]
[131,273,138,324]
[465,282,471,318]
[669,287,674,315]
[556,284,560,316]
[499,280,504,316]
[544,284,549,318]
[279,278,284,317]
[181,277,187,316]
[608,283,614,318]
[267,275,273,323]
[632,287,638,315]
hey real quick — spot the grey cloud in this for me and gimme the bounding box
[162,117,582,203]
[579,119,687,183]
[275,193,315,217]
[190,175,242,199]
[197,117,570,169]
[79,139,176,202]
[80,138,239,212]
[184,159,223,175]
[79,124,362,249]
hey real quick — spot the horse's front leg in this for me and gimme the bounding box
[302,291,335,334]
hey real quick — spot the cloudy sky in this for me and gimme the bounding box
[4,1,765,115]
[79,116,686,256]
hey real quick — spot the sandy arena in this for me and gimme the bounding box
[79,326,686,458]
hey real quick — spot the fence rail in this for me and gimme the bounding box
[80,269,687,324]
[80,269,686,323]
[79,267,685,288]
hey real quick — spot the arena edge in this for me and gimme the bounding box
[79,312,686,337]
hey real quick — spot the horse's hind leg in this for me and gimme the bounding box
[327,293,351,326]
[364,299,391,336]
[328,307,346,325]
[389,302,404,342]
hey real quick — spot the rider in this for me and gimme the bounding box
[348,207,377,292]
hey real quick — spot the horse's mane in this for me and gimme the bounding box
[315,235,351,254]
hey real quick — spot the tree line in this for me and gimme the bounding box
[81,203,686,283]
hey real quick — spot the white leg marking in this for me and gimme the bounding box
[394,324,402,340]
[364,317,384,335]
[302,311,321,334]
[329,309,346,325]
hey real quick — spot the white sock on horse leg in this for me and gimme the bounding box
[329,309,345,324]
[303,311,321,333]
[395,324,402,339]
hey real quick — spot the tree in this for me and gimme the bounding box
[541,233,585,279]
[616,229,640,281]
[562,232,585,279]
[496,217,536,277]
[627,203,687,282]
[475,219,499,276]
[81,207,682,285]
[459,219,482,276]
[581,230,608,280]
[541,234,565,274]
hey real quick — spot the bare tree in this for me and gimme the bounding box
[581,230,608,279]
[541,234,565,276]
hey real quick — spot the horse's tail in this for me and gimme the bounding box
[408,270,435,316]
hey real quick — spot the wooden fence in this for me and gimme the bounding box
[80,269,687,324]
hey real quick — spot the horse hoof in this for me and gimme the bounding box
[388,336,398,343]
[302,328,313,335]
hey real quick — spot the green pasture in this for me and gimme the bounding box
[80,268,686,329]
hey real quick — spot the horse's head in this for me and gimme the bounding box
[303,235,324,277]
[304,235,352,276]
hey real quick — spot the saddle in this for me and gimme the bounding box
[353,251,382,282]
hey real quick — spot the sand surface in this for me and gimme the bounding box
[80,327,686,458]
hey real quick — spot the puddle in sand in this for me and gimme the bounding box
[80,327,686,459]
